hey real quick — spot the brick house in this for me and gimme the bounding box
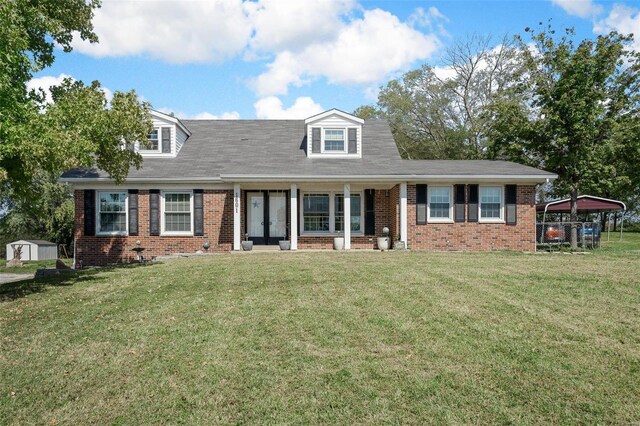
[61,109,556,265]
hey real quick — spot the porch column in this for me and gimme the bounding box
[400,182,408,246]
[233,183,241,251]
[290,184,298,250]
[344,183,351,250]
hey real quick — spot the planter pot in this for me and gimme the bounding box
[241,241,253,251]
[377,236,390,251]
[333,237,345,251]
[279,240,291,250]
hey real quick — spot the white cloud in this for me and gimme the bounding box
[595,4,640,51]
[245,0,356,53]
[73,0,252,63]
[551,0,602,18]
[254,96,324,119]
[27,73,113,104]
[253,9,440,96]
[409,6,449,36]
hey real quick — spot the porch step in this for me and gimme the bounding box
[252,245,281,251]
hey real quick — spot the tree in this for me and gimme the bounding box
[487,25,640,248]
[361,35,521,159]
[0,0,152,199]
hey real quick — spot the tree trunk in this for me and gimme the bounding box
[570,188,579,249]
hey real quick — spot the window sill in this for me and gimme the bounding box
[161,232,194,237]
[96,232,128,237]
[426,219,454,224]
[478,220,505,224]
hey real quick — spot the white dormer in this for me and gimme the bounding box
[136,110,191,157]
[305,109,364,159]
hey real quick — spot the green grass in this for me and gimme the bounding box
[1,236,639,424]
[0,259,71,274]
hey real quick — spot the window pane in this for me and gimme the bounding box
[324,129,345,151]
[98,192,126,233]
[429,188,450,218]
[164,193,191,232]
[480,187,501,218]
[143,129,159,150]
[303,194,329,232]
[335,194,361,232]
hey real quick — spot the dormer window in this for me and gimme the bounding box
[141,128,160,152]
[305,109,364,159]
[323,129,346,152]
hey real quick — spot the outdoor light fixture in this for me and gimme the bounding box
[203,242,211,250]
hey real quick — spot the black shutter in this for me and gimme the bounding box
[297,189,301,235]
[149,190,160,236]
[365,189,376,235]
[311,127,321,153]
[161,127,171,153]
[194,190,204,236]
[128,190,138,236]
[348,128,357,154]
[468,184,479,222]
[505,185,517,225]
[416,184,427,225]
[454,184,466,222]
[84,190,95,236]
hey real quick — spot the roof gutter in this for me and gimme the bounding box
[219,174,557,183]
[59,176,224,184]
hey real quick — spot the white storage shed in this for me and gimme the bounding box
[6,240,57,261]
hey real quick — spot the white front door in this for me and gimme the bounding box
[247,192,264,240]
[269,192,287,239]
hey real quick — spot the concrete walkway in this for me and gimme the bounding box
[0,273,35,284]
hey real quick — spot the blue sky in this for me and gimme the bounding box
[32,0,640,119]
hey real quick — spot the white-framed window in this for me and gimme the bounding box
[322,128,346,153]
[335,193,362,232]
[97,191,128,235]
[140,127,161,152]
[303,193,330,232]
[479,186,503,221]
[427,186,453,222]
[301,191,364,234]
[161,191,193,235]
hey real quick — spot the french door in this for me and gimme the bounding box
[246,191,288,245]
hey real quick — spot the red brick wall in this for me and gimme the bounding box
[74,190,233,266]
[406,184,537,251]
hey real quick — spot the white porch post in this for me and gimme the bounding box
[290,184,298,250]
[344,183,351,250]
[233,183,241,251]
[400,182,408,246]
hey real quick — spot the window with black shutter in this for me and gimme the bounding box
[149,190,160,236]
[194,190,204,236]
[454,184,466,222]
[505,185,517,225]
[416,184,427,225]
[467,184,479,222]
[364,189,375,235]
[128,190,138,236]
[84,190,96,236]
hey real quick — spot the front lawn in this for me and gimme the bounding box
[1,235,639,424]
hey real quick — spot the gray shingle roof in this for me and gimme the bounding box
[60,119,555,181]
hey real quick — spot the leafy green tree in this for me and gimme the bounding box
[0,0,152,198]
[487,25,640,248]
[361,35,521,159]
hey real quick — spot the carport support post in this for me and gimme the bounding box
[290,184,298,250]
[233,184,241,251]
[400,182,408,246]
[344,184,351,250]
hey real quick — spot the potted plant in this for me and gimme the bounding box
[377,227,390,251]
[279,240,291,250]
[333,233,345,250]
[241,233,253,251]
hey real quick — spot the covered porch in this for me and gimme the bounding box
[231,182,409,250]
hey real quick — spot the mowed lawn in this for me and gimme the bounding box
[1,236,639,424]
